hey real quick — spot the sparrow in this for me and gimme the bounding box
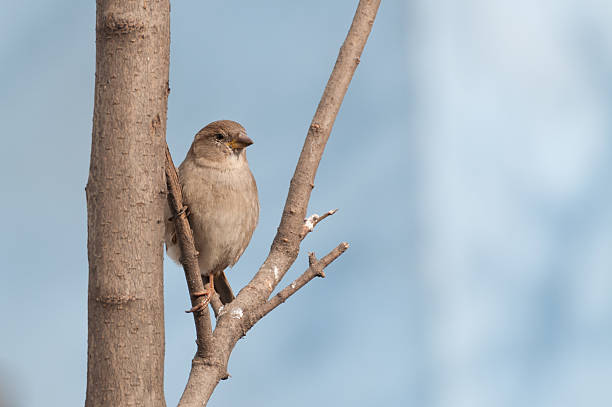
[165,120,259,305]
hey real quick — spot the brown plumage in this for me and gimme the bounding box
[165,120,259,304]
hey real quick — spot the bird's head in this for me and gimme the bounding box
[190,120,253,165]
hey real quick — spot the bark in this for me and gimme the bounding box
[85,0,379,404]
[85,1,170,406]
[164,146,214,354]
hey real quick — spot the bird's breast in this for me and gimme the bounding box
[179,161,259,275]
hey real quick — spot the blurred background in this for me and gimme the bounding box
[1,0,612,405]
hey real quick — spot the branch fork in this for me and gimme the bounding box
[169,1,381,405]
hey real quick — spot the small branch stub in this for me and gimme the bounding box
[300,208,338,239]
[308,252,325,277]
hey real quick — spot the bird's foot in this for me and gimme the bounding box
[186,288,212,313]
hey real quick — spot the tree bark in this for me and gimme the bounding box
[85,0,379,404]
[85,1,170,406]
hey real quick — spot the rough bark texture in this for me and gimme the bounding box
[85,1,170,406]
[164,146,214,354]
[172,1,381,405]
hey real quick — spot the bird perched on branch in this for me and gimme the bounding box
[165,120,259,306]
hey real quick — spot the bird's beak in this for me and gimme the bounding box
[228,134,254,149]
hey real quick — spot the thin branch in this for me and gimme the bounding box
[238,0,381,305]
[165,145,213,354]
[210,293,224,319]
[251,243,349,322]
[177,1,380,405]
[299,208,338,239]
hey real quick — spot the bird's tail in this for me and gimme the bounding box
[214,271,235,305]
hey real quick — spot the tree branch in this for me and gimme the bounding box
[251,242,349,322]
[210,293,224,319]
[299,209,338,239]
[165,145,213,354]
[236,0,380,305]
[176,1,380,405]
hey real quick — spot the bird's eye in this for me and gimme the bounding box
[215,134,224,141]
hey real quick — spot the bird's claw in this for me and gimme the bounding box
[186,299,209,313]
[185,289,212,313]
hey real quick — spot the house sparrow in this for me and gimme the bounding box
[165,120,259,305]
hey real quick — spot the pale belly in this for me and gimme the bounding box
[180,164,259,275]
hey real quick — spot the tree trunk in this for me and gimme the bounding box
[85,1,170,406]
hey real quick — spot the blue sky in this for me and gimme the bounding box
[1,1,612,406]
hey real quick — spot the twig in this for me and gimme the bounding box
[251,243,349,322]
[165,145,213,354]
[300,208,338,239]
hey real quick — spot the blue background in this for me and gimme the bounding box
[1,1,612,406]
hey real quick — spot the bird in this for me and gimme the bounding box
[165,120,259,307]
